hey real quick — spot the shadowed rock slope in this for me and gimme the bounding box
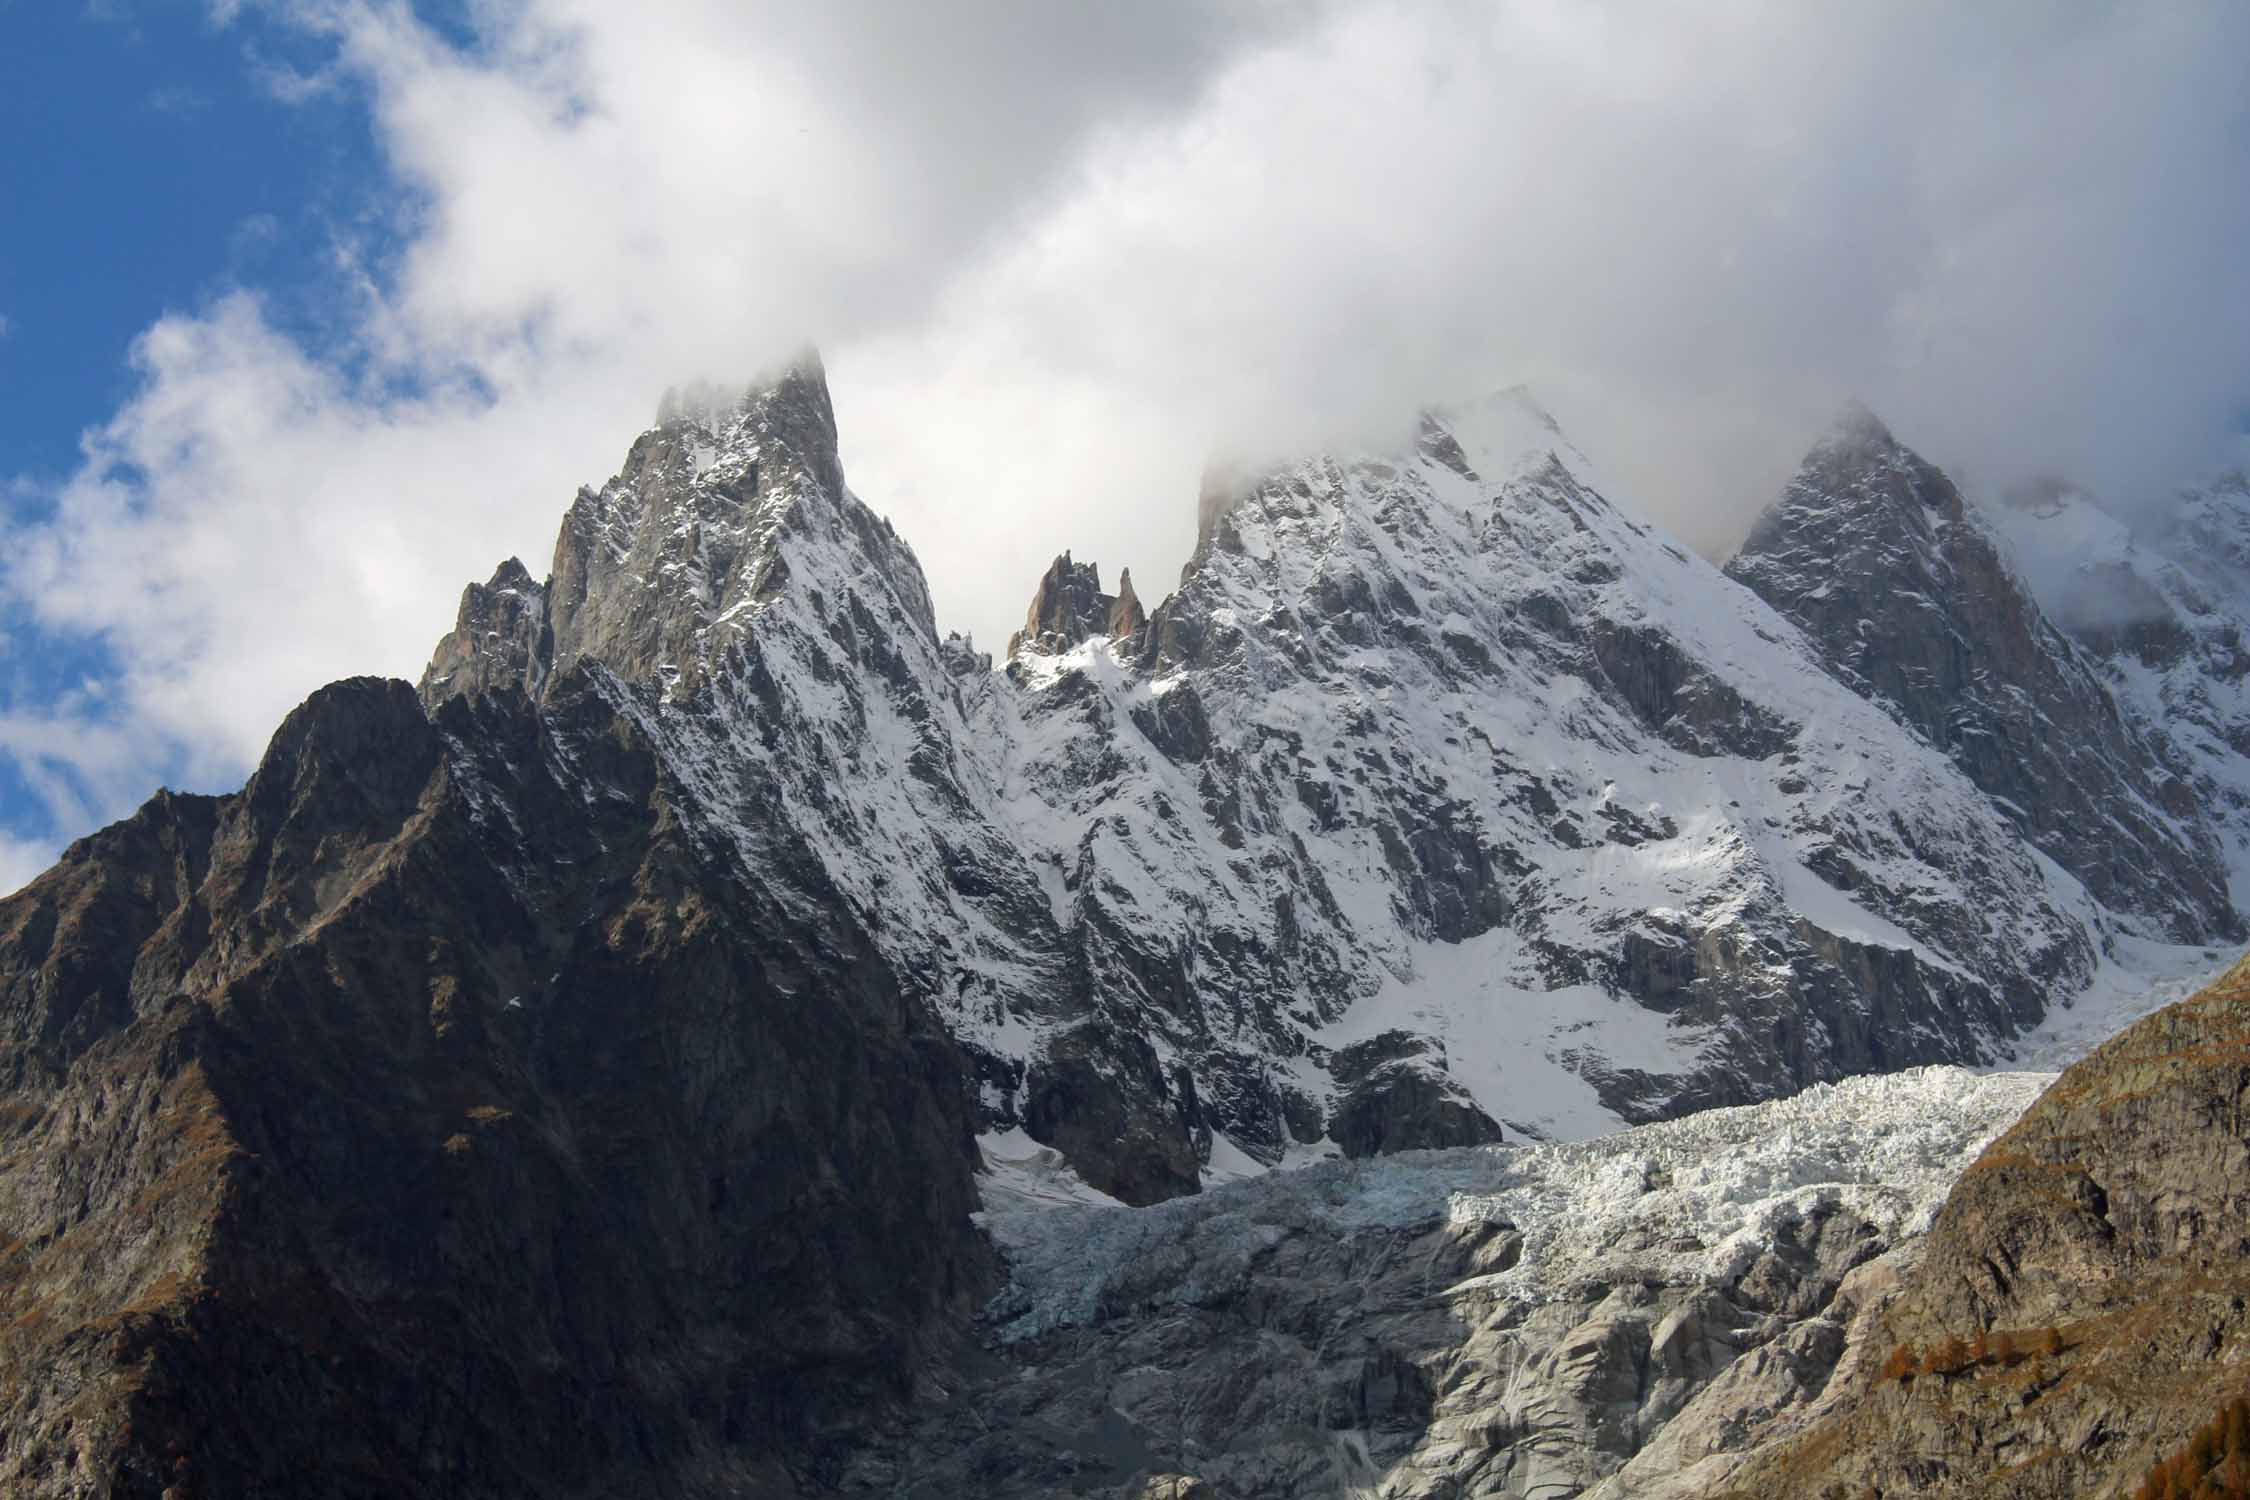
[1986,471,2250,905]
[1728,406,2237,945]
[1705,954,2250,1498]
[0,673,986,1498]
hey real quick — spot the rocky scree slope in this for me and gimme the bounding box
[418,362,2225,1203]
[0,670,987,1498]
[1707,952,2250,1498]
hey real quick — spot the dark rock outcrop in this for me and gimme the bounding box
[0,671,987,1498]
[1323,1032,1505,1156]
[1728,406,2238,943]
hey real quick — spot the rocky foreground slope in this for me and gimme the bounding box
[1705,951,2250,1498]
[0,675,987,1496]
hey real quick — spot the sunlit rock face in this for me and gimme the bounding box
[1710,958,2250,1500]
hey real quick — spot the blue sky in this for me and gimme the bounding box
[1,3,383,479]
[2,1,2248,896]
[0,3,383,865]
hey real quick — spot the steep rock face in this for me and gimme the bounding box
[0,671,987,1498]
[852,1068,2047,1498]
[1007,553,1145,659]
[1987,471,2250,906]
[416,557,549,704]
[1726,407,2236,944]
[1709,954,2250,1499]
[420,361,1207,1204]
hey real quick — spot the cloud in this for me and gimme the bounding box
[0,700,150,842]
[6,0,2250,845]
[0,833,56,900]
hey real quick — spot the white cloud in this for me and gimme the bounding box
[6,0,2250,841]
[0,833,55,900]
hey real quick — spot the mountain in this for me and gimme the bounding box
[1725,405,2237,946]
[1983,470,2250,908]
[415,364,2132,1202]
[0,673,986,1497]
[985,388,2146,1180]
[419,358,1212,1202]
[40,362,2234,1210]
[2,356,2246,1495]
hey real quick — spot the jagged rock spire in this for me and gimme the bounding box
[416,556,550,711]
[1107,567,1146,638]
[1007,552,1144,659]
[424,350,939,709]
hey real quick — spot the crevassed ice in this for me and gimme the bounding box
[980,1065,2051,1344]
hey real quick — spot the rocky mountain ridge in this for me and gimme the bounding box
[4,354,2249,1496]
[0,671,988,1497]
[409,361,2234,1204]
[1985,469,2250,909]
[1726,405,2235,944]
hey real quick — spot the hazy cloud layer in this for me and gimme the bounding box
[5,0,2250,858]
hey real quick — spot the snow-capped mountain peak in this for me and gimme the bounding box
[1984,469,2250,910]
[414,373,2234,1204]
[1729,407,2237,944]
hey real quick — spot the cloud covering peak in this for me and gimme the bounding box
[5,0,2250,868]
